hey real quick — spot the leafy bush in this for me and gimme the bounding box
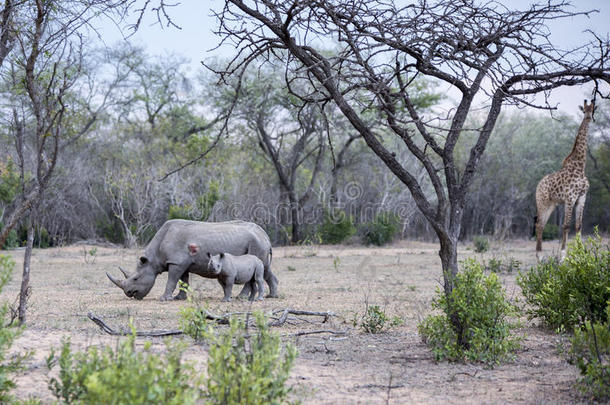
[0,223,19,249]
[47,330,201,404]
[179,291,297,404]
[360,211,401,246]
[418,259,521,365]
[485,257,521,273]
[168,181,220,222]
[542,223,560,240]
[0,255,30,403]
[356,305,403,334]
[517,233,610,331]
[473,236,489,253]
[318,209,356,244]
[568,305,610,401]
[205,314,297,405]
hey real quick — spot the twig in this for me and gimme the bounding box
[289,329,347,337]
[87,313,183,337]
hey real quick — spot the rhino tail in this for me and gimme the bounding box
[268,247,272,265]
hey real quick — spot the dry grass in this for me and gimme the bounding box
[0,239,587,404]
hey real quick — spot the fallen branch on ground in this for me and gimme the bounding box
[88,308,342,337]
[87,313,183,337]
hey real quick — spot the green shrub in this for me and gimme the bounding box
[418,259,521,366]
[542,223,560,240]
[318,209,356,244]
[0,255,30,403]
[168,181,220,222]
[485,257,521,273]
[0,223,19,249]
[179,291,297,404]
[356,305,403,334]
[47,329,201,404]
[205,314,297,405]
[473,236,489,253]
[568,306,610,401]
[360,211,401,246]
[517,233,610,331]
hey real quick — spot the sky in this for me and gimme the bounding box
[96,1,610,116]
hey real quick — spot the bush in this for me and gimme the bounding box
[517,233,610,331]
[356,305,403,334]
[205,314,297,405]
[0,223,19,249]
[473,236,489,253]
[568,305,610,401]
[179,291,297,404]
[542,223,560,240]
[168,181,220,222]
[318,210,356,244]
[418,259,521,366]
[0,255,30,403]
[47,329,201,405]
[360,211,401,246]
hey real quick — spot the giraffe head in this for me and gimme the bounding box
[581,99,595,120]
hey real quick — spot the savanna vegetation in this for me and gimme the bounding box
[0,0,608,403]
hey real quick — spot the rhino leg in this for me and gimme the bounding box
[160,263,186,301]
[237,283,252,299]
[263,268,278,298]
[173,271,189,300]
[218,278,233,302]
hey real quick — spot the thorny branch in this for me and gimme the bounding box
[88,308,343,337]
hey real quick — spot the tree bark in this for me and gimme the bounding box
[18,214,34,324]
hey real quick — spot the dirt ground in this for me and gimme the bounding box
[0,239,590,404]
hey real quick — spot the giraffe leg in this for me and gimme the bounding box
[574,194,586,236]
[535,202,556,261]
[560,201,575,260]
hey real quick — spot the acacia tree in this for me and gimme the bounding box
[213,0,610,296]
[210,66,326,243]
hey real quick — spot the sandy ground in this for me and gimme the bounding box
[0,239,590,404]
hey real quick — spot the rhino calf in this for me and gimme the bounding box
[206,251,265,302]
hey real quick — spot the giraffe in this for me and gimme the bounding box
[535,99,594,260]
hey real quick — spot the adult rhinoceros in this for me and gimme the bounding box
[106,219,278,300]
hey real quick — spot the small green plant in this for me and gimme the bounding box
[542,223,560,240]
[517,232,609,331]
[179,289,298,404]
[333,256,340,273]
[82,247,97,264]
[485,257,521,273]
[360,211,401,246]
[0,255,30,403]
[473,236,489,253]
[568,305,610,401]
[356,305,403,334]
[318,209,356,244]
[418,259,521,366]
[205,314,297,405]
[47,327,200,405]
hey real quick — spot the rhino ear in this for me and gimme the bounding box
[140,256,148,265]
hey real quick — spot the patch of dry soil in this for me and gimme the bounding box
[0,240,587,403]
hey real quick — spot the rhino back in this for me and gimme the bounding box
[155,220,265,265]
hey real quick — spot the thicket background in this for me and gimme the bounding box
[1,45,608,248]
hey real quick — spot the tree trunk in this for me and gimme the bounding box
[18,216,34,325]
[289,193,301,244]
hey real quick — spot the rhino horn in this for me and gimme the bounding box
[107,272,125,290]
[118,266,131,278]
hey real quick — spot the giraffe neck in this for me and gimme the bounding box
[562,116,590,173]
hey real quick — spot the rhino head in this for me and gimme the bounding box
[207,252,225,275]
[106,256,157,300]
